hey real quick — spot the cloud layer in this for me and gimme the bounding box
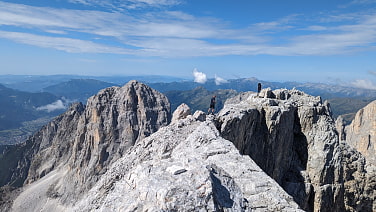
[193,68,207,84]
[36,100,67,112]
[215,74,228,85]
[351,79,376,90]
[0,1,376,57]
[68,0,181,10]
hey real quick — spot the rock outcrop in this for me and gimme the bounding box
[216,88,375,212]
[344,100,376,164]
[0,102,85,188]
[72,114,303,211]
[64,80,171,197]
[340,100,376,211]
[1,83,375,212]
[0,81,171,210]
[171,103,191,123]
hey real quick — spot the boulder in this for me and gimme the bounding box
[171,103,191,123]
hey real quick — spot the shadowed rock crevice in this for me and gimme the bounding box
[217,105,313,210]
[281,110,312,211]
[216,89,374,212]
[209,164,248,211]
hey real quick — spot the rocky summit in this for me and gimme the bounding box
[0,81,375,211]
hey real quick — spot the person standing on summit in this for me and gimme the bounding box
[208,95,216,115]
[257,82,262,97]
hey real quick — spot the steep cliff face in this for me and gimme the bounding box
[344,100,376,164]
[341,100,376,211]
[0,102,85,188]
[65,80,171,195]
[217,88,374,212]
[0,81,171,210]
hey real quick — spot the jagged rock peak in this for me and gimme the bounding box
[85,80,171,139]
[217,88,371,212]
[342,100,376,211]
[3,80,172,211]
[344,100,376,164]
[66,80,172,194]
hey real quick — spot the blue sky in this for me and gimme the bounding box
[1,0,376,88]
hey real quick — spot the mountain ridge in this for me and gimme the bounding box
[0,81,375,211]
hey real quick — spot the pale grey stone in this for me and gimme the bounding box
[2,82,375,212]
[217,88,375,212]
[171,103,191,123]
[193,110,206,122]
[72,117,303,212]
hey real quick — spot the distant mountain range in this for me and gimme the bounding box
[1,75,376,145]
[0,84,61,130]
[0,75,185,92]
[165,86,238,114]
[42,79,117,103]
[2,74,376,99]
[149,78,376,124]
[149,77,376,99]
[0,84,65,144]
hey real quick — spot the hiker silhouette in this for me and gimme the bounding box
[208,95,216,115]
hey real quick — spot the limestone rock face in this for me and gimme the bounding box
[171,103,191,123]
[193,110,206,121]
[216,88,373,212]
[0,102,85,188]
[344,100,376,164]
[66,80,171,194]
[25,102,85,184]
[339,142,375,212]
[1,81,171,210]
[342,100,376,211]
[72,116,303,212]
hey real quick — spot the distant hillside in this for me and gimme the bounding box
[3,74,376,99]
[0,84,65,144]
[42,79,117,103]
[0,75,81,92]
[165,87,238,113]
[150,77,376,100]
[326,97,374,124]
[150,78,376,124]
[163,84,374,126]
[0,84,60,129]
[0,75,185,92]
[150,78,265,93]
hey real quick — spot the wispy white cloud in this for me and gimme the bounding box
[304,25,328,31]
[0,1,376,57]
[368,70,376,76]
[36,100,66,112]
[0,31,131,54]
[350,0,376,4]
[250,14,298,33]
[351,79,376,90]
[214,74,228,85]
[192,68,207,84]
[341,0,376,7]
[68,0,181,10]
